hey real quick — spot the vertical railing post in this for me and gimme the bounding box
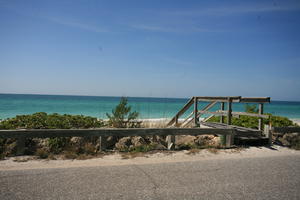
[264,125,272,145]
[258,103,264,131]
[16,136,25,156]
[167,135,175,150]
[194,97,199,127]
[99,136,107,151]
[220,102,225,123]
[225,129,235,148]
[227,97,232,125]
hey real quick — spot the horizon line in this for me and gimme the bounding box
[1,92,299,103]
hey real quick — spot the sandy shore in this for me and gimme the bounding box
[0,145,299,171]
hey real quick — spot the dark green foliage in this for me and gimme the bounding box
[106,97,140,128]
[48,138,68,154]
[0,113,104,157]
[0,112,104,129]
[208,105,297,128]
[129,144,156,152]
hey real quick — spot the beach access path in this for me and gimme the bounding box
[0,146,299,200]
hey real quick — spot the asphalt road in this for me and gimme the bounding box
[1,155,299,200]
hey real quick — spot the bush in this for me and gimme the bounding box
[208,105,297,129]
[0,113,105,157]
[36,149,49,159]
[0,112,104,129]
[106,97,140,128]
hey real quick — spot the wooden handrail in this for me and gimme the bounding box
[166,97,195,126]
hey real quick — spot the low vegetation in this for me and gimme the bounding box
[106,97,141,128]
[207,104,297,128]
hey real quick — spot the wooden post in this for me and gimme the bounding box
[264,125,272,145]
[167,135,175,150]
[220,102,224,123]
[16,137,25,156]
[258,103,264,131]
[227,97,232,125]
[174,115,178,127]
[194,97,199,127]
[225,131,234,148]
[99,136,107,151]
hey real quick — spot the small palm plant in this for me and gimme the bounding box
[106,97,140,128]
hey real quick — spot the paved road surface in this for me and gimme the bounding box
[1,154,299,200]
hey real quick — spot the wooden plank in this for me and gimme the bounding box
[220,102,224,123]
[0,128,234,139]
[258,103,264,131]
[167,97,195,126]
[240,97,270,103]
[194,97,199,127]
[182,101,218,127]
[272,127,300,133]
[231,112,269,119]
[227,97,232,125]
[195,96,241,101]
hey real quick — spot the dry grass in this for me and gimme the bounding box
[186,148,201,155]
[207,148,220,154]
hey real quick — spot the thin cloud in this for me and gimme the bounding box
[131,24,225,33]
[167,3,300,16]
[46,17,110,33]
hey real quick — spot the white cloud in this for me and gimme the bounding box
[46,17,109,33]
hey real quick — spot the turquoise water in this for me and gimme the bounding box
[1,94,300,120]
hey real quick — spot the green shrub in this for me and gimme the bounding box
[129,144,156,152]
[0,112,104,129]
[48,138,68,154]
[106,97,140,128]
[208,105,297,128]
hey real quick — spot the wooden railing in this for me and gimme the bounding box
[0,128,236,155]
[167,96,271,130]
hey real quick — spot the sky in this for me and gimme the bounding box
[0,0,300,101]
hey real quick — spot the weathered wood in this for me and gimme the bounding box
[182,101,218,128]
[194,97,199,127]
[16,136,25,156]
[166,97,195,126]
[196,96,241,103]
[258,103,264,131]
[174,115,178,127]
[272,127,300,133]
[225,130,235,148]
[227,98,232,125]
[99,136,108,151]
[0,128,234,139]
[167,135,175,150]
[264,125,272,145]
[220,102,224,123]
[231,112,269,119]
[240,97,270,103]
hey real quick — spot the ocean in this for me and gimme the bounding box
[1,94,300,120]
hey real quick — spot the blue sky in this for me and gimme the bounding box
[0,0,300,100]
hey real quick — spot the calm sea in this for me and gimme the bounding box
[1,94,300,120]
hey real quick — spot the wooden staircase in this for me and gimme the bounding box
[166,96,271,145]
